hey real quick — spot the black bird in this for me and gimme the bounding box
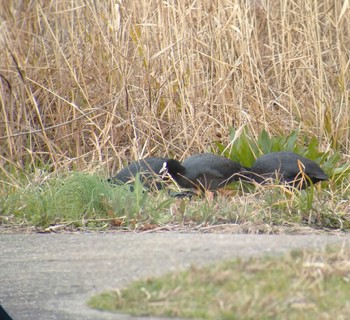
[162,153,245,191]
[108,157,184,190]
[248,151,328,189]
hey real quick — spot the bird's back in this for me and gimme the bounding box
[251,151,328,185]
[181,153,244,190]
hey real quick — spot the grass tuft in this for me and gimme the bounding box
[0,172,174,230]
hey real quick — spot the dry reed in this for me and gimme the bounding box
[0,0,349,176]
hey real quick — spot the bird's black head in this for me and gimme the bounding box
[163,159,186,176]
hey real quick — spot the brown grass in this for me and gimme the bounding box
[0,0,349,175]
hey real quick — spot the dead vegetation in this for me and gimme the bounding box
[0,0,349,176]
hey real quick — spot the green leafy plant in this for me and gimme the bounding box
[215,126,350,184]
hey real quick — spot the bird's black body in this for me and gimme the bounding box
[248,151,328,189]
[164,153,245,190]
[109,157,182,190]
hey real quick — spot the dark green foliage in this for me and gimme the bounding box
[215,126,350,184]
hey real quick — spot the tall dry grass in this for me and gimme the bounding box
[0,0,349,175]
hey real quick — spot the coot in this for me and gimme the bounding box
[108,157,183,190]
[162,153,245,190]
[248,151,328,189]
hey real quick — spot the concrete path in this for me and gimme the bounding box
[1,232,349,320]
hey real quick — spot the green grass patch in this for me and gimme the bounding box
[0,171,174,230]
[88,246,350,319]
[0,167,349,231]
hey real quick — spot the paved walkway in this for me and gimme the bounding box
[1,232,349,320]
